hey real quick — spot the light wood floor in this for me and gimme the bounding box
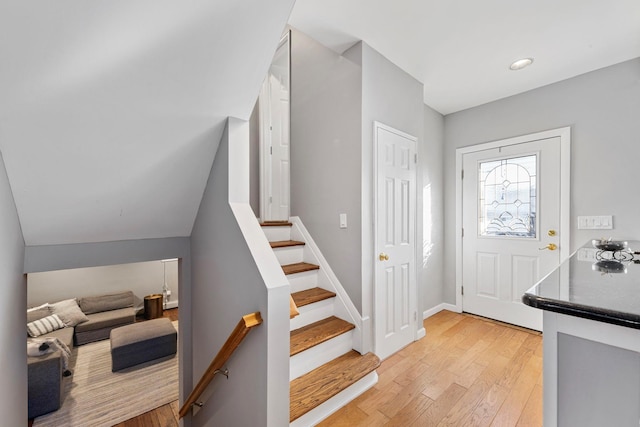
[118,310,542,427]
[318,311,543,426]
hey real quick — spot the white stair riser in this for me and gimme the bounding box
[274,245,305,265]
[288,270,319,293]
[262,226,291,242]
[289,298,335,331]
[290,331,354,380]
[290,298,335,331]
[290,371,378,427]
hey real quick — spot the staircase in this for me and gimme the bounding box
[260,218,381,426]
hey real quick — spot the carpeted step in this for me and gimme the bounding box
[290,316,354,357]
[289,350,380,422]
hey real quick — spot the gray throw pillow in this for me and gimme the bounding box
[27,306,51,323]
[50,298,90,327]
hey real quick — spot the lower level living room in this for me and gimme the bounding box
[27,260,180,427]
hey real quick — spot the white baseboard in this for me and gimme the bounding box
[423,303,460,320]
[165,300,178,310]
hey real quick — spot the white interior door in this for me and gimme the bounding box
[461,134,568,331]
[259,33,290,221]
[374,122,417,360]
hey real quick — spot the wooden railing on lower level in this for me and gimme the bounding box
[179,311,263,418]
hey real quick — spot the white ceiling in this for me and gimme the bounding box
[1,0,638,247]
[0,0,294,246]
[289,0,640,114]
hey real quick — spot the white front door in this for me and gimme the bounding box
[374,122,417,360]
[259,32,290,221]
[460,130,570,331]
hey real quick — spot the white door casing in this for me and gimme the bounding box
[259,32,290,221]
[456,127,570,331]
[374,122,418,360]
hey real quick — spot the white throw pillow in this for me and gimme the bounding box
[27,314,65,338]
[27,302,49,312]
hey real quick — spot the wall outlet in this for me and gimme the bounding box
[577,215,613,230]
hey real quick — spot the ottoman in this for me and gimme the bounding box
[110,317,177,372]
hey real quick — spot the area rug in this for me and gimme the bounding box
[34,320,179,427]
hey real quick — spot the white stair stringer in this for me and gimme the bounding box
[289,216,366,354]
[290,330,354,380]
[289,371,378,427]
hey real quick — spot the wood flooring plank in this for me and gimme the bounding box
[411,383,468,427]
[385,393,434,426]
[515,384,543,427]
[491,355,541,427]
[466,383,509,427]
[357,382,404,415]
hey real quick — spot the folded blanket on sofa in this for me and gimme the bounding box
[27,337,72,375]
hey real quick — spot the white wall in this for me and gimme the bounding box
[190,119,289,427]
[443,57,640,303]
[0,151,26,426]
[290,29,363,309]
[27,259,179,310]
[421,105,445,314]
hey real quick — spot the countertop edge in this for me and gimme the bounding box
[522,292,640,330]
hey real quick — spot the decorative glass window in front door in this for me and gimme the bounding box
[478,154,537,238]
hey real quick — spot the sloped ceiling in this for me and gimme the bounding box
[0,0,295,246]
[289,0,640,114]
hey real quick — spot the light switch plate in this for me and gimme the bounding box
[577,215,613,230]
[339,213,347,229]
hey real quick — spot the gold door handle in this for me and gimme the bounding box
[539,243,558,251]
[379,253,389,261]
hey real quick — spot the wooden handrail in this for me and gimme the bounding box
[179,311,263,418]
[290,295,300,319]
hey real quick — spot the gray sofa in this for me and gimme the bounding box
[27,290,136,419]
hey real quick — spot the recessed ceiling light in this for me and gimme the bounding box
[510,58,534,71]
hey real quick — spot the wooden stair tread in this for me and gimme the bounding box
[260,221,292,227]
[289,350,381,422]
[282,262,319,275]
[290,316,355,356]
[270,240,305,249]
[292,287,336,308]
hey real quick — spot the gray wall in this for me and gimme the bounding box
[290,29,364,309]
[443,57,640,303]
[0,152,26,426]
[421,105,445,313]
[357,42,425,318]
[190,122,288,426]
[27,259,179,310]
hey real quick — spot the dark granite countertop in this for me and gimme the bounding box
[523,240,640,329]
